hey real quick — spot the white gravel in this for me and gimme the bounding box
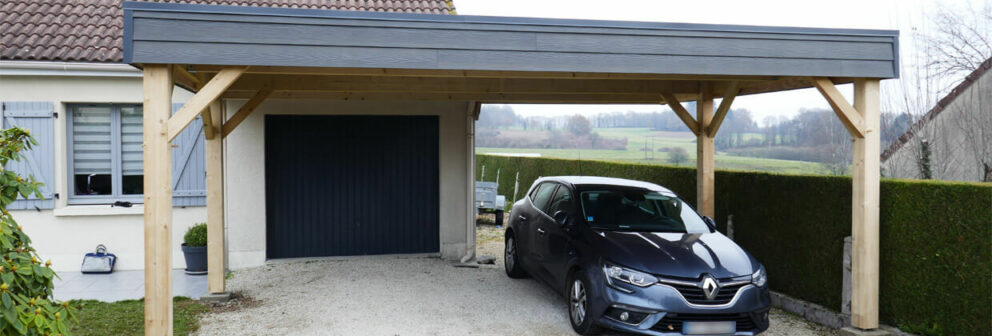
[195,225,837,336]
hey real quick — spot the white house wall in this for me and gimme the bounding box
[223,99,472,269]
[0,73,201,271]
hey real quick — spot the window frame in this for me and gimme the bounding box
[528,182,559,216]
[66,103,145,205]
[545,183,574,215]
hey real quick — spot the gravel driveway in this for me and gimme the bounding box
[196,225,836,336]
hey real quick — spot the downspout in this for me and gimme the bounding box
[461,102,480,263]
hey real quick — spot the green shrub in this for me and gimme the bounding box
[0,127,77,335]
[477,155,991,335]
[183,223,207,247]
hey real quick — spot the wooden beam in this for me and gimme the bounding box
[221,85,273,138]
[707,81,740,137]
[227,75,702,95]
[173,66,202,90]
[809,77,866,138]
[194,65,777,82]
[223,90,695,104]
[696,84,715,218]
[206,100,226,294]
[142,64,174,336]
[661,93,700,135]
[167,67,246,141]
[850,78,881,330]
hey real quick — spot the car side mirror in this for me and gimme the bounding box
[702,216,717,232]
[553,210,569,227]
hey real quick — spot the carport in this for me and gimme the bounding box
[122,2,898,335]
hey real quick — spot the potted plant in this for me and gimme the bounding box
[182,223,208,275]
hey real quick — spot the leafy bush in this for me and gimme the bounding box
[477,154,991,335]
[183,223,207,247]
[0,127,77,335]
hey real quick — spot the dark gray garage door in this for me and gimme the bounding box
[265,115,440,259]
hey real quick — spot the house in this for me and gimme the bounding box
[881,57,992,182]
[0,0,459,272]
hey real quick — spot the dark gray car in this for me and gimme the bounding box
[504,176,771,335]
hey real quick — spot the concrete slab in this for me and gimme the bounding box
[53,269,208,302]
[200,292,232,303]
[840,327,893,336]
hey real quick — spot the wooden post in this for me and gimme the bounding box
[142,64,174,335]
[205,100,226,293]
[696,85,715,217]
[850,79,881,329]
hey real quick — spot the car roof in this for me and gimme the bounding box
[535,176,676,196]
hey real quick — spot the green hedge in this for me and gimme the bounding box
[476,155,991,335]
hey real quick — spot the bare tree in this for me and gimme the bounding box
[881,3,991,181]
[923,3,992,91]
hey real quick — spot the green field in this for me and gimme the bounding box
[478,127,825,175]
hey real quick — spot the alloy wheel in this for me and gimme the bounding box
[505,236,515,271]
[570,279,587,325]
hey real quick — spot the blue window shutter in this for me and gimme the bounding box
[171,103,206,206]
[2,102,56,210]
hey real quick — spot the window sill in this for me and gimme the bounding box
[54,205,144,217]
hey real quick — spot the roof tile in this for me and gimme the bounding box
[1,0,456,63]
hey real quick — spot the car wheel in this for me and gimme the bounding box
[504,233,527,278]
[568,272,601,335]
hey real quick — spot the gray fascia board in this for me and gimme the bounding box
[122,1,899,79]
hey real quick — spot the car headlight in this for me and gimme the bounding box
[752,266,767,287]
[603,263,658,287]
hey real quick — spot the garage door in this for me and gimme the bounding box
[265,115,440,259]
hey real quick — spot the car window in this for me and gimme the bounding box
[579,189,708,233]
[546,185,573,215]
[530,183,558,213]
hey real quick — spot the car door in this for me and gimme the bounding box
[521,182,557,273]
[539,184,576,289]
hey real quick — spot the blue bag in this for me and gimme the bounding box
[81,244,117,274]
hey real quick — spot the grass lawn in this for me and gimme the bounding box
[72,297,209,336]
[479,127,826,175]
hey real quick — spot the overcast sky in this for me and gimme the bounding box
[455,0,987,124]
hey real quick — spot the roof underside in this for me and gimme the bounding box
[123,1,899,102]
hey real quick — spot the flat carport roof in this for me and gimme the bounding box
[122,2,897,335]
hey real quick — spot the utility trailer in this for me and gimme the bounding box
[476,166,506,225]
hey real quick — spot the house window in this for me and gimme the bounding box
[68,104,144,204]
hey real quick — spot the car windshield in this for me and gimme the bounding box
[579,189,709,233]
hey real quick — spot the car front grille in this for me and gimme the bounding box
[668,281,747,305]
[651,312,756,333]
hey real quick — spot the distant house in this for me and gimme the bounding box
[881,57,992,182]
[0,0,457,271]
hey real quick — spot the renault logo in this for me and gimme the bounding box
[701,275,719,300]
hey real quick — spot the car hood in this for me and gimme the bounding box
[590,230,758,279]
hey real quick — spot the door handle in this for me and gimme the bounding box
[536,227,546,235]
[518,215,528,222]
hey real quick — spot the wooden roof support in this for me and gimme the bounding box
[849,78,881,330]
[167,67,246,141]
[810,77,866,138]
[142,64,174,336]
[661,93,700,135]
[223,90,696,104]
[707,81,741,137]
[222,85,273,138]
[194,65,778,82]
[205,99,226,294]
[695,83,715,218]
[227,75,703,96]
